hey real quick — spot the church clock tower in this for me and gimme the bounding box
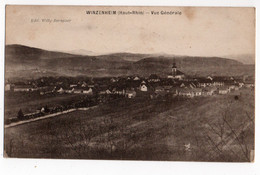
[172,60,177,77]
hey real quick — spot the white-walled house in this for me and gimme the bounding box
[193,88,202,96]
[83,87,93,95]
[218,87,230,94]
[133,76,140,81]
[70,84,77,88]
[5,84,11,91]
[140,84,148,92]
[74,88,83,94]
[57,87,64,94]
[178,89,194,98]
[13,85,37,92]
[148,74,160,82]
[106,89,112,94]
[65,88,74,94]
[125,90,136,98]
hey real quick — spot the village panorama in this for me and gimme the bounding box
[4,44,255,162]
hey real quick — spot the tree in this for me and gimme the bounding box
[17,109,24,120]
[44,105,50,113]
[204,104,253,162]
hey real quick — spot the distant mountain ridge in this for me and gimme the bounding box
[6,44,78,60]
[5,44,255,79]
[63,49,100,56]
[222,54,255,65]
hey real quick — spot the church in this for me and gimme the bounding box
[167,60,185,80]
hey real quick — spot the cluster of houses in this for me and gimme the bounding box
[5,62,254,99]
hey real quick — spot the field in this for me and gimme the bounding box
[4,92,86,120]
[4,88,254,161]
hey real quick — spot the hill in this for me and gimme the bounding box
[222,54,255,65]
[5,44,255,79]
[5,45,132,78]
[132,56,254,77]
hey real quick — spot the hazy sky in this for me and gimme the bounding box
[6,6,255,57]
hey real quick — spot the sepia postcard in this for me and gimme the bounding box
[4,5,255,162]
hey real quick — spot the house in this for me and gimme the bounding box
[133,76,140,81]
[40,107,45,113]
[148,74,160,82]
[178,88,194,98]
[106,89,112,94]
[139,81,148,92]
[74,88,83,94]
[112,84,126,95]
[110,78,117,83]
[169,87,181,96]
[228,85,236,91]
[218,87,230,94]
[177,88,202,98]
[5,84,11,91]
[244,80,254,88]
[202,87,217,96]
[207,76,213,81]
[180,83,186,88]
[99,88,112,95]
[13,85,37,92]
[238,82,244,88]
[192,88,202,96]
[189,82,197,88]
[40,86,55,95]
[161,78,176,86]
[125,90,136,98]
[57,87,64,94]
[213,81,224,87]
[88,84,95,88]
[155,86,167,97]
[162,85,173,92]
[65,88,75,94]
[212,77,225,87]
[83,87,93,95]
[70,84,77,88]
[179,81,197,89]
[155,86,164,93]
[113,87,126,95]
[99,90,106,95]
[234,85,240,91]
[81,82,88,87]
[140,84,148,92]
[197,78,213,87]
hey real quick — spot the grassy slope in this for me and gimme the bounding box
[4,89,254,161]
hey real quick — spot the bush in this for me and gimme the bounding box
[17,109,24,120]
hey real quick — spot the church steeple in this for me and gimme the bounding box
[172,59,177,76]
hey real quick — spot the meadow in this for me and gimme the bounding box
[4,88,254,161]
[4,92,86,120]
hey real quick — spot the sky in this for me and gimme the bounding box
[5,6,255,57]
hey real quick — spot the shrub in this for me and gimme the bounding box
[17,109,24,120]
